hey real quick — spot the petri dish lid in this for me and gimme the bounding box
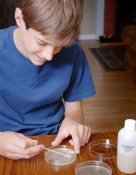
[89,139,117,159]
[75,160,112,175]
[44,145,77,166]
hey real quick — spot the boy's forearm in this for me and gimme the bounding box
[64,109,84,124]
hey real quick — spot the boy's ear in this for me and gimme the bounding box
[15,8,24,26]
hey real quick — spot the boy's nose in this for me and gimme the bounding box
[42,46,54,61]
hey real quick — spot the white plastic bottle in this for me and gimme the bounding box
[117,119,136,174]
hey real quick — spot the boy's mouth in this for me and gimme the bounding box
[36,54,46,62]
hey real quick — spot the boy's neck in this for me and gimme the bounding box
[13,27,28,59]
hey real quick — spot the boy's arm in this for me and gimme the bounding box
[51,101,91,153]
[64,100,84,123]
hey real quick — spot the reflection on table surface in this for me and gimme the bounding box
[0,132,135,175]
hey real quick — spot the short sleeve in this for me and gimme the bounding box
[63,43,96,102]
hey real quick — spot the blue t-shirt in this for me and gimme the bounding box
[0,26,95,136]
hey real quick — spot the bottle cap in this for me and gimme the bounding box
[124,119,136,131]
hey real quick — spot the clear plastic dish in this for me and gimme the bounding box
[89,139,117,160]
[75,160,112,175]
[44,145,77,166]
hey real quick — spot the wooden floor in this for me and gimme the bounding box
[79,40,136,133]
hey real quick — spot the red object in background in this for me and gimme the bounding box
[104,0,118,37]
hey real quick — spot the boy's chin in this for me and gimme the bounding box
[31,60,46,66]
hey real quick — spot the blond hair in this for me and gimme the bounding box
[19,0,83,46]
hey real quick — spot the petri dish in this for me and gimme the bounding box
[44,145,77,166]
[89,139,117,160]
[75,160,112,175]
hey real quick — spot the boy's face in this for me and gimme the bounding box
[14,8,62,66]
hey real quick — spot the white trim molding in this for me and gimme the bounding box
[78,34,96,40]
[95,0,105,39]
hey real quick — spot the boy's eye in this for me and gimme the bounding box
[38,42,46,46]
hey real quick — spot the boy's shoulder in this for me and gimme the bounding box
[54,41,86,66]
[0,28,8,50]
[0,26,15,50]
[0,27,9,35]
[0,26,15,38]
[0,28,7,38]
[69,41,81,49]
[62,41,82,54]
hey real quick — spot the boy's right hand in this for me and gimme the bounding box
[0,131,45,159]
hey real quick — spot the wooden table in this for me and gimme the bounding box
[0,132,135,175]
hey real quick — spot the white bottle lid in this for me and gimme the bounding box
[124,119,136,131]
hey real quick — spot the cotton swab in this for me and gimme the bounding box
[44,147,71,158]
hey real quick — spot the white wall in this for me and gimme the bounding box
[79,0,104,40]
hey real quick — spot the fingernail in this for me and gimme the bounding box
[34,140,38,145]
[42,145,45,149]
[76,149,80,154]
[51,141,55,146]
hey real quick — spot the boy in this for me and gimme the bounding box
[0,0,95,159]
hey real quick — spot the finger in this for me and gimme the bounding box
[51,135,65,146]
[5,144,45,159]
[20,144,45,158]
[17,133,38,145]
[21,136,38,145]
[51,132,69,146]
[82,127,88,146]
[15,133,38,149]
[3,151,36,160]
[69,139,74,146]
[69,138,80,153]
[81,127,91,146]
[86,127,91,143]
[5,150,40,160]
[24,138,38,147]
[69,126,80,154]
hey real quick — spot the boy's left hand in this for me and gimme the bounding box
[51,118,91,154]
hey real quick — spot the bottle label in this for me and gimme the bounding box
[118,144,136,155]
[121,145,135,152]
